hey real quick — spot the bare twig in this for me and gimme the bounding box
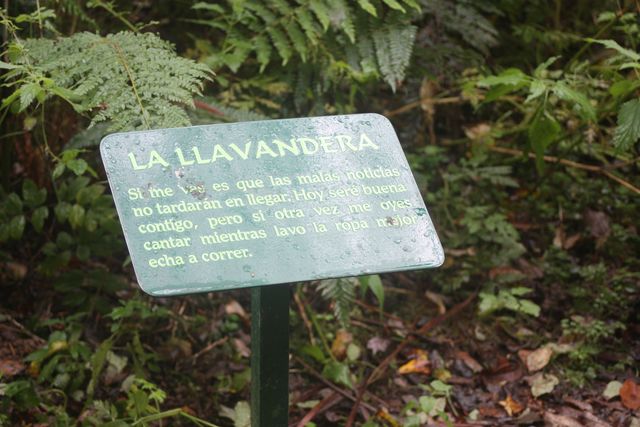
[383,96,466,118]
[292,356,377,412]
[293,289,316,346]
[194,100,225,117]
[488,145,640,195]
[294,392,343,427]
[190,337,228,363]
[5,316,46,345]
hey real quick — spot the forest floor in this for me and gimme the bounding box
[2,264,638,427]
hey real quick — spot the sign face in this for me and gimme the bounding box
[100,114,444,296]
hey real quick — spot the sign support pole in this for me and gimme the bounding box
[251,284,290,427]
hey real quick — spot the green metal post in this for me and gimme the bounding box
[251,284,290,427]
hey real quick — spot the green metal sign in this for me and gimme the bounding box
[100,114,443,296]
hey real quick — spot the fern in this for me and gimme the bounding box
[371,23,417,90]
[415,0,498,75]
[317,278,357,326]
[18,32,213,131]
[191,0,419,93]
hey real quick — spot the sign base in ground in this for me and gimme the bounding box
[251,284,290,426]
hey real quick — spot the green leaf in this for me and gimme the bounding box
[254,35,273,73]
[300,344,326,363]
[478,68,529,88]
[587,38,640,62]
[66,159,88,176]
[54,202,72,222]
[552,82,596,121]
[356,0,377,16]
[346,343,361,361]
[224,40,253,73]
[31,206,49,232]
[525,80,546,103]
[613,98,640,151]
[267,27,293,65]
[430,379,452,395]
[329,0,355,43]
[68,204,86,229]
[381,0,405,13]
[478,294,492,314]
[9,215,26,239]
[22,179,46,208]
[533,56,560,78]
[609,80,640,97]
[18,82,43,112]
[528,111,561,172]
[87,338,113,401]
[619,62,640,70]
[192,2,225,13]
[510,286,533,296]
[52,163,66,179]
[309,0,331,30]
[596,11,616,23]
[367,275,385,309]
[0,60,20,69]
[285,21,309,62]
[518,299,541,317]
[419,395,437,413]
[76,185,104,205]
[6,193,23,216]
[322,361,352,387]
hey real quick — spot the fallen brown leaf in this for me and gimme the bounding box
[499,394,524,417]
[478,405,503,418]
[455,351,483,373]
[366,336,390,355]
[398,349,430,375]
[584,210,610,248]
[375,409,400,427]
[489,266,522,279]
[483,357,523,385]
[3,262,27,280]
[0,359,25,378]
[525,346,553,372]
[330,329,352,360]
[224,300,247,319]
[620,379,640,410]
[233,338,250,358]
[425,291,446,314]
[464,123,491,141]
[544,411,583,427]
[529,373,559,397]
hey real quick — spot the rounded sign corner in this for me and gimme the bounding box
[99,133,118,153]
[363,112,393,127]
[136,280,160,297]
[433,250,446,268]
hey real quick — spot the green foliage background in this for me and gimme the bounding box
[0,0,638,426]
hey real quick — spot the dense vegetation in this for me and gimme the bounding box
[1,1,639,426]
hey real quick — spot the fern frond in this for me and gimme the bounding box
[285,20,309,62]
[267,27,294,65]
[254,35,273,72]
[308,0,331,30]
[328,0,356,43]
[318,278,356,326]
[21,32,213,131]
[295,9,323,45]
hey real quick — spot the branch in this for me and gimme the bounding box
[488,145,640,195]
